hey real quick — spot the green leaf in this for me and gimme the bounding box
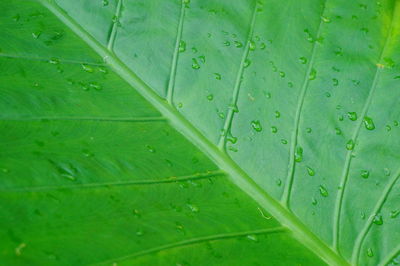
[0,0,399,265]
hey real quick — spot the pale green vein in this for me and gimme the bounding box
[379,244,400,266]
[94,227,287,265]
[351,167,400,265]
[38,1,349,265]
[106,0,123,51]
[0,116,166,122]
[332,2,398,251]
[281,0,327,208]
[166,0,187,104]
[217,2,258,151]
[0,53,105,66]
[0,170,225,192]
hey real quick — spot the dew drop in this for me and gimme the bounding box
[346,139,355,150]
[247,234,258,242]
[271,126,278,133]
[307,166,315,176]
[295,146,303,162]
[309,68,317,80]
[234,41,243,48]
[361,170,370,179]
[132,209,141,218]
[299,56,307,64]
[244,59,251,68]
[390,210,400,218]
[312,197,318,205]
[249,40,256,51]
[81,64,94,73]
[332,78,339,86]
[32,30,42,39]
[214,73,222,80]
[319,185,329,197]
[187,203,199,213]
[367,248,374,257]
[191,58,200,69]
[281,139,288,144]
[206,94,214,101]
[146,145,155,153]
[251,120,262,132]
[372,214,383,225]
[347,112,358,121]
[363,116,375,130]
[179,40,186,52]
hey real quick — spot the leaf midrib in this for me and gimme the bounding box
[37,0,349,265]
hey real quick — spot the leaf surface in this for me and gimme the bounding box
[1,0,400,265]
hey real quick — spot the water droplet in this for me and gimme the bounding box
[307,166,315,176]
[214,73,221,80]
[271,126,278,133]
[319,185,329,197]
[295,146,303,162]
[136,230,144,236]
[306,127,312,133]
[260,42,266,49]
[244,59,251,68]
[48,57,60,65]
[367,248,374,257]
[249,40,256,51]
[82,64,94,73]
[179,40,186,52]
[223,41,230,46]
[12,14,20,22]
[386,125,392,131]
[299,57,307,64]
[187,203,199,213]
[132,209,141,218]
[347,112,358,121]
[361,170,370,179]
[198,55,206,63]
[312,197,318,205]
[274,111,281,118]
[279,71,285,78]
[146,145,155,153]
[251,120,262,132]
[335,127,342,135]
[191,58,200,69]
[384,167,391,176]
[332,78,339,86]
[309,68,317,80]
[206,94,213,101]
[247,234,258,242]
[364,116,375,130]
[281,139,288,144]
[175,222,185,234]
[275,179,282,186]
[32,30,42,39]
[234,41,243,48]
[89,82,102,90]
[346,139,355,150]
[372,214,383,225]
[390,210,399,218]
[102,0,109,6]
[321,16,331,23]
